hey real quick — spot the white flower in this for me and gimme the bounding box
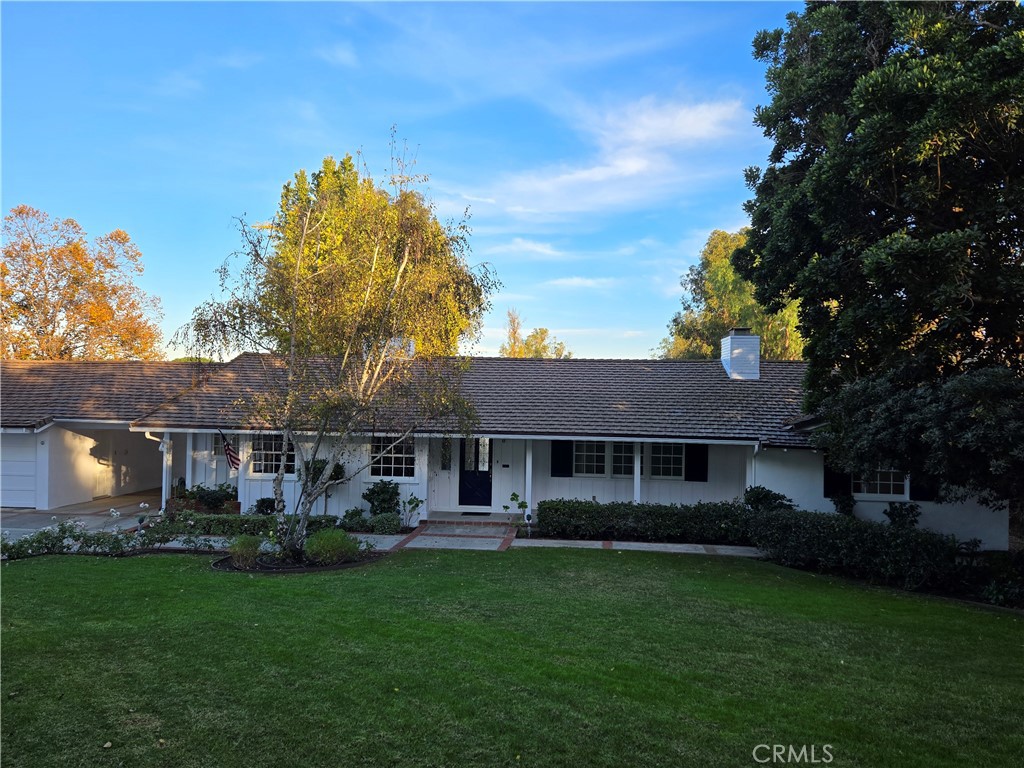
[139,503,149,510]
[51,516,58,521]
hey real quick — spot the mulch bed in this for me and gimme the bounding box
[211,551,388,575]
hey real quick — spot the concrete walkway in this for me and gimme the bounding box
[1,490,161,541]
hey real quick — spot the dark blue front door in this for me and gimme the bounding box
[458,438,492,507]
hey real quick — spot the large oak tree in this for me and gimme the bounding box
[735,2,1024,504]
[1,205,163,360]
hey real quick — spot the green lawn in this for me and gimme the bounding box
[1,550,1021,768]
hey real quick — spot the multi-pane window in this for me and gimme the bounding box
[611,442,639,476]
[251,434,295,475]
[573,440,606,476]
[853,469,905,496]
[371,436,416,478]
[650,443,684,478]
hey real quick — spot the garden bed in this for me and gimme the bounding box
[211,551,387,574]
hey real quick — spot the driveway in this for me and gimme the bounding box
[1,489,161,541]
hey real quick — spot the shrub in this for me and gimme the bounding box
[363,480,400,517]
[304,529,361,565]
[303,515,344,534]
[340,507,371,533]
[184,482,238,511]
[830,491,856,517]
[300,459,345,485]
[1,521,78,560]
[253,497,276,515]
[743,485,797,514]
[746,507,966,591]
[535,499,754,545]
[229,535,263,569]
[368,512,401,535]
[884,502,921,529]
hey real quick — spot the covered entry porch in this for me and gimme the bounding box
[423,435,757,520]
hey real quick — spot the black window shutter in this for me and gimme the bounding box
[823,463,852,497]
[909,474,939,502]
[684,443,709,482]
[551,440,574,478]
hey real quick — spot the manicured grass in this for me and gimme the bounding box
[1,550,1021,768]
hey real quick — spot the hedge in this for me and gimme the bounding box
[534,497,987,594]
[535,499,755,545]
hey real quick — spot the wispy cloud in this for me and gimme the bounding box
[477,96,746,221]
[315,42,359,68]
[484,238,568,260]
[543,276,618,290]
[152,50,261,99]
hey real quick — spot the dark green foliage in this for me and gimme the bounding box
[253,497,276,515]
[229,535,263,569]
[368,512,401,535]
[747,508,971,592]
[300,458,345,485]
[302,515,344,534]
[885,501,922,529]
[362,480,400,517]
[183,482,238,511]
[303,529,362,565]
[157,513,277,537]
[536,499,755,546]
[340,507,371,533]
[743,485,797,514]
[737,2,1024,505]
[830,491,856,517]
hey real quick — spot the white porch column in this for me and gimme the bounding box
[185,432,194,489]
[160,435,172,511]
[525,439,534,512]
[633,441,642,503]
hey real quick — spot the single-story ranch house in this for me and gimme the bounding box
[1,330,1009,549]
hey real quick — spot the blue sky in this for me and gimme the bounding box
[2,1,800,358]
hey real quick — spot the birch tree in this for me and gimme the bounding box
[177,153,495,557]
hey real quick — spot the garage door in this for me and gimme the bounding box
[1,434,37,508]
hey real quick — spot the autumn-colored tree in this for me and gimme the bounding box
[176,153,496,558]
[659,229,802,360]
[499,308,573,359]
[1,205,163,360]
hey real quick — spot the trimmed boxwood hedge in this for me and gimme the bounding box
[536,499,755,545]
[534,498,982,594]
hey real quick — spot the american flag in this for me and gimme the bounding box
[220,430,240,471]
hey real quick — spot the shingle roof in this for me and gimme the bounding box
[130,354,812,447]
[454,357,810,447]
[0,360,206,429]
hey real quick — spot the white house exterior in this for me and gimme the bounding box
[1,333,1011,549]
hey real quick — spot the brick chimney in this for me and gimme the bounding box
[720,328,760,380]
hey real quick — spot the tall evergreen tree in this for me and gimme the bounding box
[735,2,1024,504]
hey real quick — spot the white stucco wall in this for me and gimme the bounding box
[854,499,1008,551]
[1,433,37,508]
[752,447,831,512]
[45,427,99,509]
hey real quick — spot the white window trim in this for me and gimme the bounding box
[248,434,297,478]
[573,440,608,478]
[370,436,417,481]
[610,442,639,478]
[649,443,686,480]
[851,469,910,501]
